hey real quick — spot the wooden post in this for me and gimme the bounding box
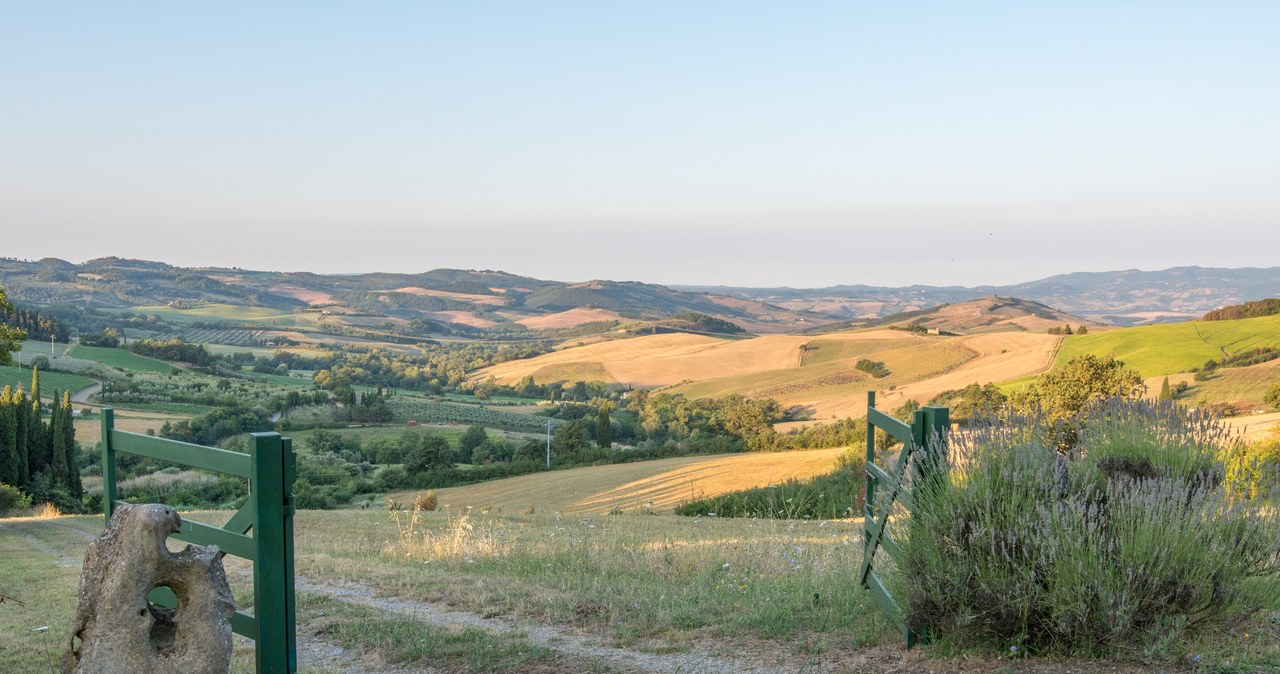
[101,408,116,524]
[250,432,296,673]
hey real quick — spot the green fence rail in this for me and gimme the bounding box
[861,391,948,649]
[101,407,297,674]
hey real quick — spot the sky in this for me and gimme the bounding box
[3,2,1278,288]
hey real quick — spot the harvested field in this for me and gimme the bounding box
[516,308,622,330]
[529,361,616,385]
[392,286,507,306]
[426,310,499,328]
[1223,412,1280,442]
[386,447,847,514]
[268,284,336,305]
[869,332,1062,414]
[72,410,190,439]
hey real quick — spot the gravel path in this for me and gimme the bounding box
[294,577,784,674]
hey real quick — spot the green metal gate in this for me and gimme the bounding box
[861,391,948,648]
[100,407,298,674]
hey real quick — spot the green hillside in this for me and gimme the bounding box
[0,365,96,397]
[1054,314,1280,377]
[68,345,174,373]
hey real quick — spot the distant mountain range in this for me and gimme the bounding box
[677,266,1280,326]
[2,258,1276,336]
[0,257,823,336]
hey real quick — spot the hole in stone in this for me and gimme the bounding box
[146,585,180,654]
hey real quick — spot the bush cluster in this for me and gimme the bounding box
[901,399,1280,656]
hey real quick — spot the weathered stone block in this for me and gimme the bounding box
[63,504,235,674]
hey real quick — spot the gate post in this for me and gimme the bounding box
[101,408,116,524]
[250,432,297,674]
[864,391,877,531]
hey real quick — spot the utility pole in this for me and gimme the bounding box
[546,419,552,468]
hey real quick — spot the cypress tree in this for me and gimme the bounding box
[49,389,68,485]
[62,391,81,498]
[28,373,50,479]
[1159,377,1172,401]
[0,387,16,485]
[596,405,612,450]
[13,388,28,488]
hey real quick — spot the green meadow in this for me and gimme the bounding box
[0,365,96,397]
[67,345,174,373]
[1054,314,1280,376]
[103,304,326,329]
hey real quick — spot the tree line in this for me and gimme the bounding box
[0,369,83,512]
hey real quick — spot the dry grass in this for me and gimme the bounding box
[673,335,980,420]
[384,447,847,514]
[870,332,1062,415]
[266,284,336,306]
[1184,359,1280,410]
[73,410,191,440]
[476,328,1064,424]
[424,310,498,328]
[1222,412,1280,442]
[392,286,507,306]
[881,296,1104,335]
[476,328,956,395]
[476,333,724,386]
[516,308,622,330]
[528,362,616,385]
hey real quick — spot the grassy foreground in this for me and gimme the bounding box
[4,505,1277,673]
[1,510,890,673]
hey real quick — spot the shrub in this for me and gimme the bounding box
[1009,354,1145,450]
[901,400,1280,656]
[1226,435,1280,501]
[855,359,890,378]
[676,464,863,519]
[0,483,33,515]
[414,490,439,512]
[1266,383,1280,412]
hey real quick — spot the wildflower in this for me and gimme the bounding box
[1010,645,1018,654]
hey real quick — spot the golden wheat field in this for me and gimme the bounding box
[477,329,944,388]
[868,332,1063,415]
[513,307,623,329]
[474,328,1069,423]
[384,446,848,514]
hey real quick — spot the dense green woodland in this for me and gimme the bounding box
[1203,297,1280,321]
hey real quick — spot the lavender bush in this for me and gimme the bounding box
[902,399,1280,656]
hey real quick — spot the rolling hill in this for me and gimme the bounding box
[680,265,1280,326]
[0,257,828,338]
[813,295,1099,335]
[475,316,1064,421]
[1053,313,1280,377]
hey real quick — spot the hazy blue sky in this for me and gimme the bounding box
[3,2,1278,287]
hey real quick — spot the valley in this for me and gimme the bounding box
[2,260,1279,673]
